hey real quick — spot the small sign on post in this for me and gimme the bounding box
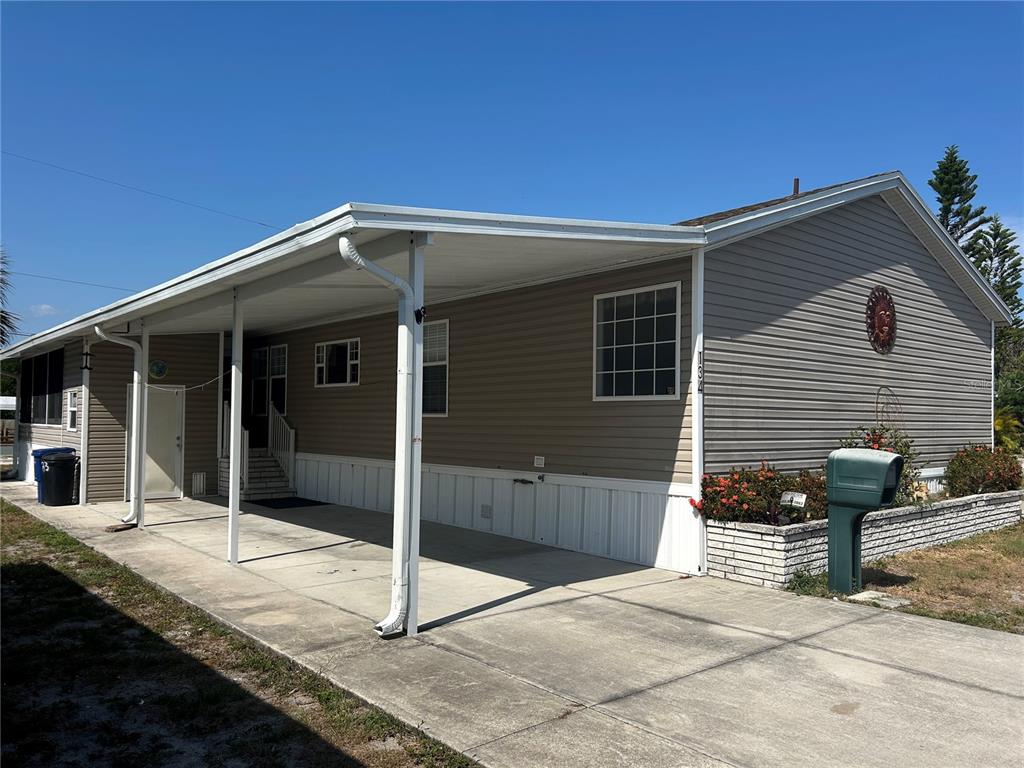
[780,491,807,508]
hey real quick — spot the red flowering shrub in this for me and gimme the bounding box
[693,461,827,525]
[945,444,1023,497]
[839,423,920,506]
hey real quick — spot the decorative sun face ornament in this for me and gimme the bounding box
[865,286,897,354]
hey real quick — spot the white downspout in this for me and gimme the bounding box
[339,235,416,638]
[94,325,146,525]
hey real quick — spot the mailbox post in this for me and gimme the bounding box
[826,448,904,594]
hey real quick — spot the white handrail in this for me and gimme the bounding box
[268,403,296,488]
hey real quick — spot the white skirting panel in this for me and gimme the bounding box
[294,453,704,574]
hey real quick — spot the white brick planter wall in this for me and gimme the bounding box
[706,490,1024,589]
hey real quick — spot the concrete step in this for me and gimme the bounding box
[242,489,297,500]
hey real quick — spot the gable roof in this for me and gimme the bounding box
[682,170,1014,326]
[675,171,898,226]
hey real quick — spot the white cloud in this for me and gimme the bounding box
[29,304,59,318]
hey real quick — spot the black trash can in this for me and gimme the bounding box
[32,447,76,502]
[40,453,80,506]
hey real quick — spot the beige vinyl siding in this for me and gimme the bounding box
[87,341,132,501]
[17,339,83,451]
[703,194,992,473]
[86,334,219,501]
[264,257,694,484]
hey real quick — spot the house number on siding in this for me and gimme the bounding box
[697,351,704,393]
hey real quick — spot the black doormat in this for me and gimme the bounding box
[250,497,327,510]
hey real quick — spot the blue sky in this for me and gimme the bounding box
[3,1,1022,337]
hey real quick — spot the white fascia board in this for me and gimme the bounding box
[341,202,705,245]
[888,179,1014,325]
[2,206,359,359]
[702,172,905,249]
[2,202,703,359]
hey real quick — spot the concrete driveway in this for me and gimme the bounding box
[6,482,1022,768]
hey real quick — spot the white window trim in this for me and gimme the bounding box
[423,319,449,418]
[67,389,78,431]
[592,281,682,402]
[314,337,360,388]
[269,343,288,415]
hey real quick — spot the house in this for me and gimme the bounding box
[4,170,1011,636]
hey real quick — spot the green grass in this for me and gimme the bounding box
[1,498,477,767]
[785,522,1024,634]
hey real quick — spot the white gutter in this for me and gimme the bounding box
[338,235,417,638]
[94,325,145,525]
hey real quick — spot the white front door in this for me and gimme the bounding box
[126,384,184,500]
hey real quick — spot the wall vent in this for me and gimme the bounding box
[191,472,208,497]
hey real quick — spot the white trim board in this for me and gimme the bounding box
[294,452,702,573]
[294,452,695,498]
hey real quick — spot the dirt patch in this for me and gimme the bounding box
[1,499,476,767]
[787,521,1024,634]
[862,521,1024,633]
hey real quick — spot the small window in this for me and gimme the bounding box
[315,338,360,387]
[424,320,448,416]
[252,347,268,416]
[594,282,680,400]
[67,390,78,431]
[269,344,287,414]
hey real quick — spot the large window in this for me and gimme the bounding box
[20,348,65,424]
[594,283,680,400]
[315,338,359,387]
[423,320,449,416]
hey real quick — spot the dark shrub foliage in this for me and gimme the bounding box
[945,444,1023,497]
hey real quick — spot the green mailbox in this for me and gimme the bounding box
[826,448,904,594]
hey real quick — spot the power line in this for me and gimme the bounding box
[2,150,280,230]
[9,270,136,292]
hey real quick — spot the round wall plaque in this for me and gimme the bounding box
[149,359,168,379]
[865,286,897,354]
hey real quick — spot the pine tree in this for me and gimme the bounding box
[929,145,991,254]
[974,216,1023,325]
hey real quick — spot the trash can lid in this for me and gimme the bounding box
[41,453,79,464]
[32,447,76,457]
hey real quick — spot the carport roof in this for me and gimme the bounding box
[2,171,1014,357]
[2,203,704,356]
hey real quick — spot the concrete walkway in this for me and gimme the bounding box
[5,481,1022,768]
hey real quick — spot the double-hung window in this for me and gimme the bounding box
[594,282,680,400]
[315,338,360,387]
[67,391,78,431]
[423,320,449,416]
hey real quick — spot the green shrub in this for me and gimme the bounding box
[839,423,920,506]
[945,444,1023,497]
[693,461,827,525]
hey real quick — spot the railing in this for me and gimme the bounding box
[222,401,250,491]
[268,403,296,488]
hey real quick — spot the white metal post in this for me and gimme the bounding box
[690,247,706,572]
[991,320,996,448]
[406,235,427,637]
[228,290,244,564]
[128,344,144,522]
[137,320,150,528]
[217,330,225,458]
